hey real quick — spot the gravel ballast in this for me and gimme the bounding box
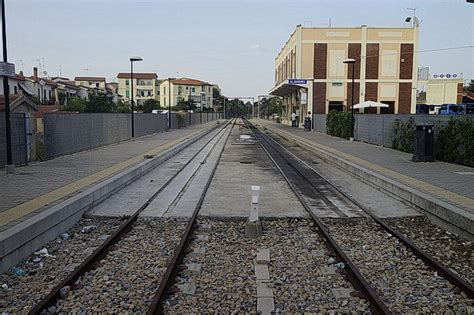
[384,216,473,286]
[323,217,474,313]
[0,216,122,313]
[164,217,370,313]
[54,218,187,313]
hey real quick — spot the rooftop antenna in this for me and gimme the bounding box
[84,68,89,75]
[58,65,62,77]
[329,17,332,28]
[14,59,24,72]
[303,21,312,27]
[33,58,42,74]
[406,8,422,27]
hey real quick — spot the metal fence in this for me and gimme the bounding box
[314,114,470,148]
[0,113,27,168]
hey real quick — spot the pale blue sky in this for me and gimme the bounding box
[5,0,474,97]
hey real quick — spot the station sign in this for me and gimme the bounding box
[288,79,307,84]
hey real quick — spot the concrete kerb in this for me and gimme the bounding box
[0,123,222,273]
[262,124,474,240]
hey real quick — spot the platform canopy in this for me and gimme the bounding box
[353,100,389,109]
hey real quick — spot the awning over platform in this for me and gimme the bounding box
[269,79,310,97]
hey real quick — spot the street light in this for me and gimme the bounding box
[130,56,143,138]
[343,58,356,140]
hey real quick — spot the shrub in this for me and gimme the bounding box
[326,110,352,139]
[436,118,474,166]
[392,118,415,153]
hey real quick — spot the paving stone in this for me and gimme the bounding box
[184,263,202,275]
[195,234,209,242]
[331,287,353,300]
[178,283,197,296]
[257,283,274,298]
[311,249,325,257]
[319,266,337,277]
[191,247,206,256]
[255,264,270,280]
[257,297,275,315]
[256,248,270,264]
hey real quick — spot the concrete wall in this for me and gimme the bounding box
[43,112,223,160]
[314,113,467,148]
[0,113,27,167]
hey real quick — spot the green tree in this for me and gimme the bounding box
[174,98,196,112]
[65,96,87,112]
[141,99,161,113]
[85,93,116,113]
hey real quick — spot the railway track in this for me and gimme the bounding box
[29,119,235,314]
[245,119,474,314]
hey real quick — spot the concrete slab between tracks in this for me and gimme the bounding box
[256,119,474,240]
[0,122,221,273]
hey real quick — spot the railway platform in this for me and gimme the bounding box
[255,119,474,240]
[0,121,222,272]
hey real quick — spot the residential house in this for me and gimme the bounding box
[74,76,107,90]
[160,78,215,109]
[117,72,159,105]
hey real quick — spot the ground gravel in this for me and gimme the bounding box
[0,216,122,313]
[54,217,186,313]
[383,216,473,286]
[164,217,370,313]
[323,217,474,314]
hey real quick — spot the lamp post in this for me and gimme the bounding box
[343,58,356,140]
[130,56,143,138]
[168,78,171,129]
[1,0,13,173]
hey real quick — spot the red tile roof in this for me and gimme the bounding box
[117,73,157,79]
[74,76,106,82]
[170,78,207,86]
[27,76,58,87]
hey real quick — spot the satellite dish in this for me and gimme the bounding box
[43,71,48,76]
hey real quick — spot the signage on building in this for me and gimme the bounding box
[0,62,15,77]
[432,73,459,79]
[289,79,307,84]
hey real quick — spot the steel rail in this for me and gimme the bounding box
[244,119,390,314]
[147,119,236,314]
[29,121,230,315]
[262,125,474,299]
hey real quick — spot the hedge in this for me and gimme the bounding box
[392,117,474,166]
[326,110,352,139]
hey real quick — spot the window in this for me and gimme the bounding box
[328,101,344,112]
[49,90,52,99]
[38,88,40,97]
[191,87,195,93]
[380,101,395,114]
[96,83,99,88]
[147,91,151,96]
[178,86,182,94]
[13,86,17,94]
[43,89,47,99]
[126,80,130,85]
[125,90,130,98]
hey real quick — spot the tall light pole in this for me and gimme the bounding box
[168,78,171,129]
[1,0,14,173]
[130,56,143,138]
[343,58,356,139]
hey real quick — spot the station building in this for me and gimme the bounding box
[270,25,419,125]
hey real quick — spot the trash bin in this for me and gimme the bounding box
[304,117,312,131]
[412,124,434,162]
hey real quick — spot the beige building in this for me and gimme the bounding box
[74,76,106,90]
[117,72,159,105]
[160,78,214,109]
[418,79,464,105]
[270,24,419,124]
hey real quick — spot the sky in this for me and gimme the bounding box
[4,0,474,98]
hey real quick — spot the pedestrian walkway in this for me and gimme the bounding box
[256,119,474,214]
[0,121,218,231]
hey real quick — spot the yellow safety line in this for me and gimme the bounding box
[259,120,474,211]
[0,126,210,227]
